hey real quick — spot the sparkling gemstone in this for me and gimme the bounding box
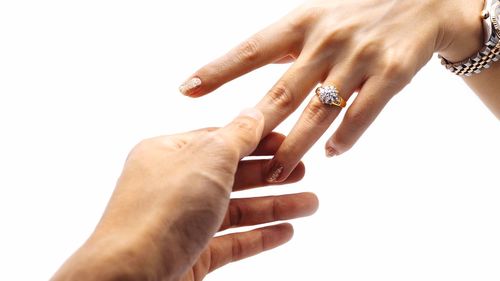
[317,86,340,105]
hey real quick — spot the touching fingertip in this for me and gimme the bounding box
[266,163,284,183]
[238,107,264,122]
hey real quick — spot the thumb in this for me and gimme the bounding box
[216,108,265,159]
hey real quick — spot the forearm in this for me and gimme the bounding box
[464,61,500,119]
[437,0,500,119]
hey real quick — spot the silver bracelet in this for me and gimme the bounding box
[439,0,500,77]
[438,39,500,76]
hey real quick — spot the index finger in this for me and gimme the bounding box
[179,21,302,97]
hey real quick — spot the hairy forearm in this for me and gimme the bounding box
[464,61,500,119]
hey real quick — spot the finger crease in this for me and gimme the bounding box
[259,229,266,252]
[208,245,216,272]
[231,236,243,261]
[271,197,279,222]
[229,203,243,227]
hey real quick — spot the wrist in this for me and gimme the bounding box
[437,0,485,62]
[52,233,162,281]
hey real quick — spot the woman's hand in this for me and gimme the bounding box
[52,109,318,281]
[180,0,484,182]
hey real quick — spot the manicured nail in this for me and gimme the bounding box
[267,164,284,183]
[325,146,338,158]
[179,77,201,95]
[238,108,264,121]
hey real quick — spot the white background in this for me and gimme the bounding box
[1,1,499,280]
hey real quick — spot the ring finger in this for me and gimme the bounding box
[266,64,365,182]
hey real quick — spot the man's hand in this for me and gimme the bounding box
[52,108,318,281]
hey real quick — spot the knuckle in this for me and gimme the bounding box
[319,28,350,49]
[303,98,334,126]
[202,131,230,151]
[203,131,223,143]
[231,236,244,261]
[353,40,382,61]
[328,25,354,45]
[233,117,258,133]
[236,37,261,62]
[232,118,259,144]
[296,5,324,27]
[322,21,358,45]
[228,202,244,227]
[203,131,240,162]
[307,27,353,61]
[266,82,295,112]
[271,197,281,221]
[203,132,231,150]
[230,118,259,150]
[380,53,414,86]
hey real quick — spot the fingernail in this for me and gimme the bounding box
[267,164,284,183]
[325,146,338,158]
[179,77,202,95]
[238,108,264,122]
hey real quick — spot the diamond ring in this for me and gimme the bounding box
[315,85,346,108]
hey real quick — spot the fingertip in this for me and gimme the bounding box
[179,72,222,98]
[325,138,343,157]
[265,162,285,183]
[272,223,294,241]
[238,108,265,142]
[302,192,320,215]
[284,161,306,183]
[281,223,294,243]
[266,158,304,184]
[260,223,295,251]
[282,192,319,218]
[179,77,202,96]
[217,108,266,159]
[282,222,294,234]
[325,145,339,158]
